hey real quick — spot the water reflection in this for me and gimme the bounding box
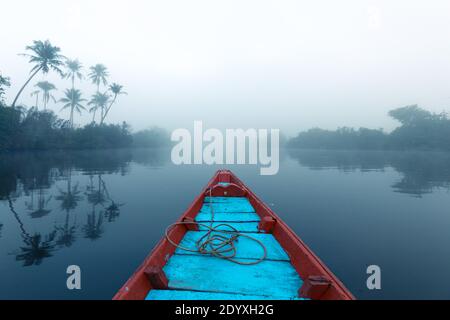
[27,188,52,218]
[56,177,82,214]
[8,197,56,266]
[84,208,104,241]
[55,213,77,247]
[288,149,450,197]
[0,148,169,267]
[16,232,56,267]
[2,147,450,270]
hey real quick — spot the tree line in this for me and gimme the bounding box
[0,40,170,151]
[288,105,450,151]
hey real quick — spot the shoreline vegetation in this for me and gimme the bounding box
[0,40,170,152]
[2,40,450,153]
[288,105,450,151]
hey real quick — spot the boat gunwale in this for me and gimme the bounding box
[230,172,355,300]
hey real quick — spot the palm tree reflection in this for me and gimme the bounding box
[16,232,56,266]
[8,197,56,266]
[99,175,124,222]
[55,213,77,247]
[83,206,104,240]
[84,175,106,240]
[56,169,82,213]
[104,201,123,222]
[86,174,107,207]
[29,188,52,219]
[5,164,126,263]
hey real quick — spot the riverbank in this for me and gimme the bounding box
[0,107,170,151]
[288,105,450,151]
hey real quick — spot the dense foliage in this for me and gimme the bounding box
[288,105,450,151]
[132,127,171,148]
[0,106,171,151]
[0,107,134,151]
[288,127,387,149]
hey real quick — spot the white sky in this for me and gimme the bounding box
[1,0,450,134]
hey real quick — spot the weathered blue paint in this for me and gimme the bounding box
[195,211,261,222]
[197,197,258,221]
[175,231,290,261]
[146,289,302,300]
[200,201,255,214]
[198,222,259,233]
[163,254,302,299]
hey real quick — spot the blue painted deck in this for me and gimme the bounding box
[196,211,261,222]
[199,202,255,213]
[195,212,261,222]
[204,196,250,203]
[198,222,259,233]
[175,231,290,261]
[146,289,300,300]
[147,196,303,300]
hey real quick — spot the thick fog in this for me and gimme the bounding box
[1,0,450,135]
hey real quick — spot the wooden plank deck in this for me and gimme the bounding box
[147,196,303,300]
[175,230,290,261]
[195,211,261,222]
[197,222,259,233]
[163,254,302,299]
[199,202,256,213]
[146,289,297,300]
[175,231,290,261]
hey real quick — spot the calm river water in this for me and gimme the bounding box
[1,148,450,299]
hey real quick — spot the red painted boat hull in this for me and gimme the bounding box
[113,170,354,300]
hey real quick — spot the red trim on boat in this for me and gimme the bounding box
[113,170,355,300]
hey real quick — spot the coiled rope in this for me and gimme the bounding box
[165,187,267,265]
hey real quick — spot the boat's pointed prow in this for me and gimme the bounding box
[113,170,354,300]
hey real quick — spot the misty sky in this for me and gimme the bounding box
[1,0,450,135]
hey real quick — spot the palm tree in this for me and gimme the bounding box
[12,40,65,108]
[59,89,86,128]
[88,92,110,123]
[30,90,40,109]
[102,83,127,123]
[35,81,57,109]
[88,64,108,122]
[88,64,108,92]
[64,59,83,89]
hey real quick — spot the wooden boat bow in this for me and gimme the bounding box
[113,170,354,300]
